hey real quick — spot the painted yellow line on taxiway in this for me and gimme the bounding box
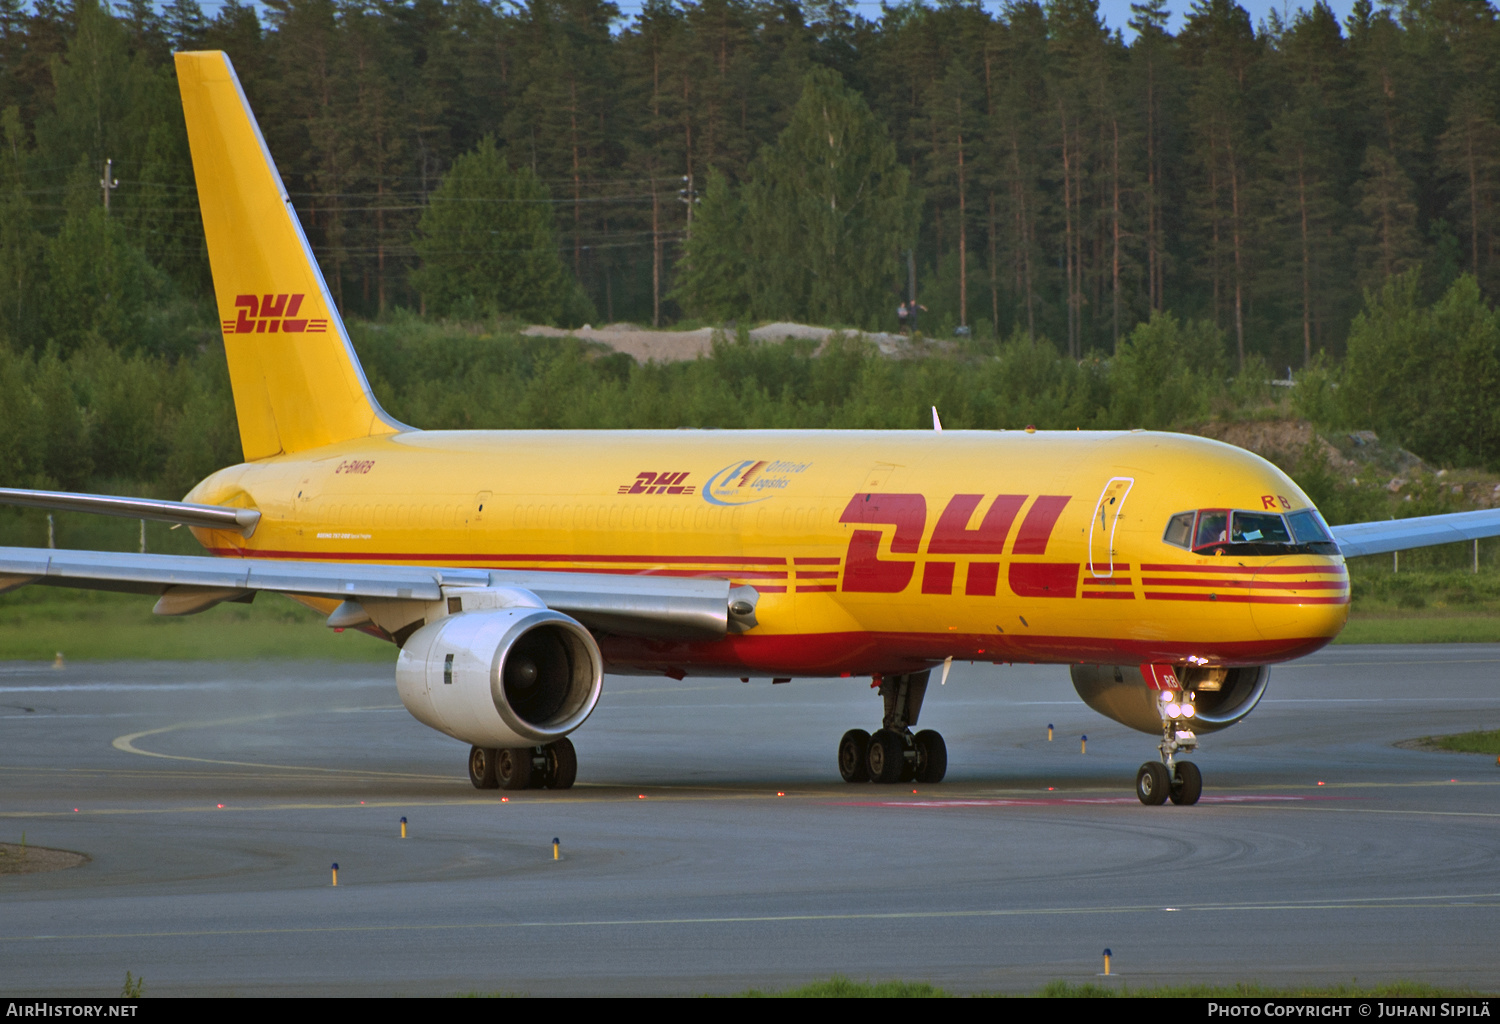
[109,707,443,779]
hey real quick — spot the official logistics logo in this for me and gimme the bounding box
[222,293,328,335]
[702,459,810,506]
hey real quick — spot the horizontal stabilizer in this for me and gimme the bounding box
[0,488,260,535]
[1330,508,1500,558]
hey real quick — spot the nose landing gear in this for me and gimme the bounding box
[1137,689,1202,805]
[838,671,947,784]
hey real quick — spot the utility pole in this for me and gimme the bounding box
[907,250,918,334]
[678,174,695,241]
[99,158,117,212]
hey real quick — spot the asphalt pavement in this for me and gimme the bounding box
[2,644,1498,995]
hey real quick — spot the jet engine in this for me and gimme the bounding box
[1069,664,1271,736]
[396,606,603,749]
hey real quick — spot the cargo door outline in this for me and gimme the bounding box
[1088,477,1133,579]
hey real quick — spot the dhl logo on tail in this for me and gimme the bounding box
[222,293,328,334]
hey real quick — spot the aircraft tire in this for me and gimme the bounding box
[541,737,578,790]
[914,729,947,783]
[867,729,905,784]
[1169,760,1202,805]
[1136,762,1170,805]
[838,729,871,783]
[496,747,533,790]
[468,746,499,790]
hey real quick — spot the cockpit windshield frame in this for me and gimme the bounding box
[1162,507,1340,557]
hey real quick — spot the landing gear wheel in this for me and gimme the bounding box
[914,729,947,783]
[899,744,918,783]
[867,729,905,784]
[496,747,533,790]
[539,737,578,790]
[1136,761,1170,805]
[838,729,871,783]
[1170,760,1202,805]
[468,746,498,790]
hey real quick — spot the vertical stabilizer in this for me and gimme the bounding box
[174,51,403,460]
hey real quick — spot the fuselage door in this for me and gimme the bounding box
[1088,476,1134,579]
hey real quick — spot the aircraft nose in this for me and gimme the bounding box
[1249,556,1349,643]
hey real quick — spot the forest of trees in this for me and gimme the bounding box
[2,0,1500,533]
[0,0,1493,363]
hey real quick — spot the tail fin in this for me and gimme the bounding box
[174,51,403,461]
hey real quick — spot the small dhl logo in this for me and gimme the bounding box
[619,471,694,495]
[222,294,328,335]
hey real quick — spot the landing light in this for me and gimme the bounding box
[1182,705,1195,718]
[1166,703,1181,718]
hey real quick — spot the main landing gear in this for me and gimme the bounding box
[1136,689,1202,806]
[838,670,947,784]
[468,738,578,791]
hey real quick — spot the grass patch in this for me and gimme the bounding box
[1336,614,1500,644]
[0,587,394,662]
[732,976,1477,997]
[1426,730,1500,755]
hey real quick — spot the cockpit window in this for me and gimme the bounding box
[1287,509,1333,544]
[1194,511,1229,549]
[1286,509,1340,554]
[1231,511,1292,545]
[1163,511,1195,548]
[1163,507,1341,556]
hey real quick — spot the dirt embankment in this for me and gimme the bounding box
[521,321,912,363]
[0,842,88,875]
[1192,419,1500,507]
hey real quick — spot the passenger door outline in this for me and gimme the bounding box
[1088,477,1134,579]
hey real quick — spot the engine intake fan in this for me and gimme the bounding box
[396,607,603,749]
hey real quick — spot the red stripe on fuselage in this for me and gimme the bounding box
[1142,577,1348,590]
[596,629,1335,676]
[1144,592,1348,605]
[1140,562,1346,576]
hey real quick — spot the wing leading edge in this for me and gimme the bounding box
[1329,508,1500,558]
[0,546,758,640]
[0,487,260,535]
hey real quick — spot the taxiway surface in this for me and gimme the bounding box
[2,645,1498,996]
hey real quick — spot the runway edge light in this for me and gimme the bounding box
[1102,949,1112,976]
[400,816,407,839]
[553,838,560,861]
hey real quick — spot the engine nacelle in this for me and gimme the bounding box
[1070,664,1271,736]
[396,608,603,748]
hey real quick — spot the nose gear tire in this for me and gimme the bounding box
[1136,761,1170,805]
[1169,760,1202,805]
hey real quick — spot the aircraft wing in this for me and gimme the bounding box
[0,546,756,639]
[1330,508,1500,558]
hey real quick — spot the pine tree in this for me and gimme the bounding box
[411,136,571,323]
[741,67,918,328]
[668,167,748,320]
[1438,87,1500,294]
[1353,145,1423,293]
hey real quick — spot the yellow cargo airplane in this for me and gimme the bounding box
[2,52,1497,804]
